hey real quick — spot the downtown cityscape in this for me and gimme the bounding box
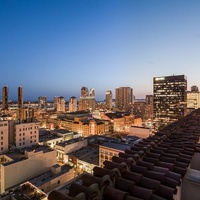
[1,0,200,200]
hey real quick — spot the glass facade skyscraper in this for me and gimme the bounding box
[153,75,187,130]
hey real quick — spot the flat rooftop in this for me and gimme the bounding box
[68,146,99,165]
[3,145,53,165]
[100,141,131,151]
[56,137,85,147]
[30,164,72,187]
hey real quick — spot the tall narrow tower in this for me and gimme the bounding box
[18,86,23,109]
[105,90,112,109]
[115,87,133,111]
[2,86,9,110]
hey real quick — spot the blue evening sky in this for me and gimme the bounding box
[0,0,200,101]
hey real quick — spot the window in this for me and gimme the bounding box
[1,137,3,140]
[23,133,25,136]
[23,142,25,145]
[1,147,3,150]
[23,137,25,140]
[1,142,3,145]
[1,131,3,135]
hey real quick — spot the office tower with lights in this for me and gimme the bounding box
[2,86,9,110]
[81,87,89,97]
[191,85,199,92]
[187,86,200,110]
[38,96,47,110]
[146,95,153,104]
[69,96,77,112]
[57,96,65,112]
[115,87,133,111]
[53,96,59,111]
[79,87,96,111]
[105,90,112,109]
[18,86,23,109]
[153,75,187,130]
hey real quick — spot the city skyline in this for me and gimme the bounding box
[1,0,200,100]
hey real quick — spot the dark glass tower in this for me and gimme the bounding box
[153,75,187,130]
[18,86,23,108]
[2,86,9,110]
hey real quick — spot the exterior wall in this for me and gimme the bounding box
[14,122,39,148]
[190,152,200,171]
[69,97,77,112]
[0,149,57,193]
[79,97,96,111]
[99,145,121,168]
[187,92,200,109]
[0,121,9,153]
[72,120,105,137]
[115,87,133,111]
[64,139,87,154]
[57,97,65,112]
[129,126,151,138]
[55,139,88,162]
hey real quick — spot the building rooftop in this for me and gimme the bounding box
[48,109,200,200]
[101,141,132,151]
[52,129,73,135]
[5,182,47,200]
[3,145,53,165]
[29,165,72,188]
[39,129,62,142]
[56,137,85,147]
[68,146,99,166]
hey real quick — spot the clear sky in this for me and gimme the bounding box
[0,0,200,101]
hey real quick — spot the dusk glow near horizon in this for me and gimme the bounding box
[1,0,200,101]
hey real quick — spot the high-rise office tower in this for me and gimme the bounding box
[153,75,187,130]
[69,96,77,112]
[146,95,153,104]
[90,88,95,97]
[191,85,199,92]
[53,96,59,111]
[79,87,96,111]
[57,97,65,112]
[2,86,9,110]
[38,96,47,110]
[105,90,112,109]
[18,86,23,109]
[115,87,133,111]
[81,87,89,98]
[187,86,200,110]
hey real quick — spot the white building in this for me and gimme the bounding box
[14,122,39,148]
[187,92,200,109]
[0,146,57,193]
[0,121,9,153]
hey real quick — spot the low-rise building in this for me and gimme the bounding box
[0,121,9,153]
[29,164,74,193]
[129,126,152,138]
[99,142,131,167]
[14,122,39,148]
[55,137,87,163]
[0,145,57,193]
[68,146,99,175]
